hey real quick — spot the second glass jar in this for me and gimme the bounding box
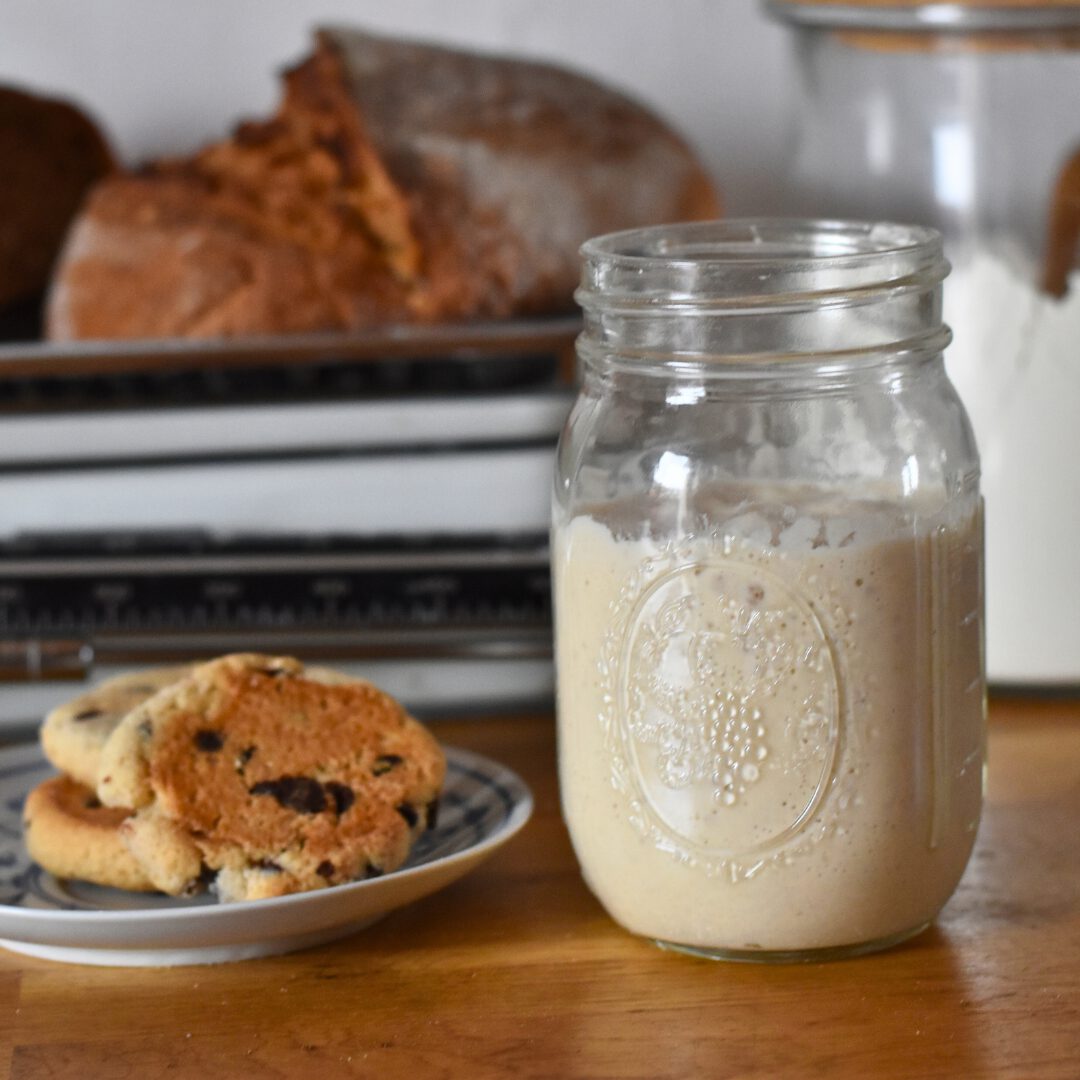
[553,220,985,961]
[764,0,1080,684]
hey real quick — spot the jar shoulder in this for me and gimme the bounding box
[556,362,980,518]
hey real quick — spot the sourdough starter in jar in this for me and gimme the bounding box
[558,218,984,959]
[554,489,983,955]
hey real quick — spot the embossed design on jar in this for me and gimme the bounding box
[608,552,842,875]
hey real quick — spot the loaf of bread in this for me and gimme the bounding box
[46,27,720,341]
[0,85,114,320]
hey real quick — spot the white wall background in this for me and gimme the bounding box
[0,0,796,215]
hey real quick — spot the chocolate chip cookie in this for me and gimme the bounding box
[22,774,157,892]
[41,666,195,788]
[97,654,445,901]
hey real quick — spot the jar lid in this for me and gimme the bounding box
[766,1,1080,32]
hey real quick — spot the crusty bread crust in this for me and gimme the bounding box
[0,84,114,311]
[46,28,719,341]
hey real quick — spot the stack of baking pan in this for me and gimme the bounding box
[0,319,577,728]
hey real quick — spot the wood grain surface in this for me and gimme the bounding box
[1,694,1078,1079]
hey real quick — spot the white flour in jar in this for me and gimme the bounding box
[945,252,1080,683]
[554,492,983,954]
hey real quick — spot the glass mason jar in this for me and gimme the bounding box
[552,220,985,961]
[764,0,1080,685]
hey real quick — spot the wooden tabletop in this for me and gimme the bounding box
[1,694,1078,1079]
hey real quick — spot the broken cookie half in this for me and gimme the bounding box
[96,653,445,902]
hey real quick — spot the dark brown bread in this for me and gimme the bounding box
[46,28,720,341]
[0,85,114,313]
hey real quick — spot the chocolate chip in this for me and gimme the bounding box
[235,746,257,772]
[316,860,335,879]
[372,754,404,776]
[185,864,218,895]
[250,776,326,814]
[396,803,419,828]
[73,708,103,722]
[325,782,354,815]
[194,729,224,752]
[84,794,102,810]
[364,863,384,879]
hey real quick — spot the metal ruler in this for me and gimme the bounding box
[0,530,552,682]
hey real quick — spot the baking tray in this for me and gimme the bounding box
[0,317,580,414]
[0,318,573,718]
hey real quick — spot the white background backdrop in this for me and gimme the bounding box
[0,0,795,215]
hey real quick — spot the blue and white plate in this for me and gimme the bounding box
[0,742,532,966]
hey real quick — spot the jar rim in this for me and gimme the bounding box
[763,1,1080,33]
[580,219,943,273]
[576,219,950,364]
[577,219,947,315]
